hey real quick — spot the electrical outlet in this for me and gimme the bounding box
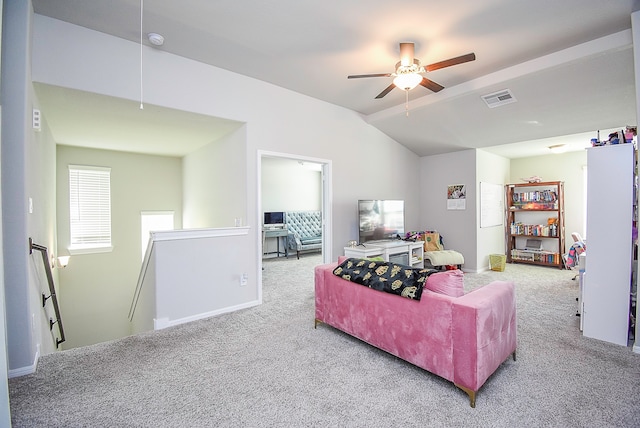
[240,273,248,286]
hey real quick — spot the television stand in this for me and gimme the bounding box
[344,241,424,268]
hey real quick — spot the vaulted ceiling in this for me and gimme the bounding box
[32,0,638,158]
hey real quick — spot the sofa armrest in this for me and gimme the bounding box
[451,281,517,395]
[314,263,339,323]
[287,233,302,251]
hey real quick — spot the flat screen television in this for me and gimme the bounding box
[358,200,404,243]
[264,211,285,226]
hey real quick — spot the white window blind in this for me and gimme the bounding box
[69,165,112,251]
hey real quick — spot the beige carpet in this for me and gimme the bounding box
[8,254,640,427]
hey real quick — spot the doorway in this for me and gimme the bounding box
[257,151,332,295]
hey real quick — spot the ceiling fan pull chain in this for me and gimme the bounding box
[405,90,410,117]
[139,0,144,110]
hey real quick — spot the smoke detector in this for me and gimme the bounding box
[147,33,165,46]
[481,89,516,108]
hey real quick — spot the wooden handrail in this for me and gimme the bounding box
[29,238,65,348]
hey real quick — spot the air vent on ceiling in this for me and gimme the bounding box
[481,89,516,108]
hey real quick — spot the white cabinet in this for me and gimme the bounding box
[583,144,634,346]
[344,241,424,268]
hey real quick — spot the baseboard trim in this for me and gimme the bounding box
[8,346,40,378]
[154,299,261,330]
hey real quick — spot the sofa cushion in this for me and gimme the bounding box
[425,269,465,297]
[332,258,436,300]
[300,236,322,245]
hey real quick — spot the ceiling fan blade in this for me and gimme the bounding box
[425,53,476,72]
[348,73,392,79]
[420,77,445,93]
[399,42,415,67]
[375,84,396,99]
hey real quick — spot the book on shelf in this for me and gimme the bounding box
[510,249,560,264]
[510,222,558,236]
[511,189,557,203]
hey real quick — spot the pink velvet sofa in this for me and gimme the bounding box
[314,260,517,407]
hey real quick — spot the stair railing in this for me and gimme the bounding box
[129,235,154,322]
[29,238,65,348]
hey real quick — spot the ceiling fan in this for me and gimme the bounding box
[348,42,476,99]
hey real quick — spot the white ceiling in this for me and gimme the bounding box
[32,0,639,158]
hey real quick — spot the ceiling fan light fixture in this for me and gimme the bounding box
[347,42,475,99]
[393,73,422,91]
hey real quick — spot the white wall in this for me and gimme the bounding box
[631,6,640,354]
[476,150,511,270]
[153,228,256,328]
[330,128,421,249]
[419,148,581,271]
[261,157,323,255]
[262,157,322,213]
[56,146,183,349]
[1,0,60,376]
[183,125,247,229]
[27,87,59,357]
[17,14,422,363]
[510,149,587,253]
[419,150,479,271]
[9,9,632,376]
[0,100,9,426]
[417,145,595,272]
[417,149,520,272]
[0,0,12,421]
[2,0,32,373]
[31,14,421,265]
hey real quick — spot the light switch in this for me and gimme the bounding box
[28,197,33,214]
[32,109,41,131]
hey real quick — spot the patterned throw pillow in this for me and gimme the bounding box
[332,258,436,300]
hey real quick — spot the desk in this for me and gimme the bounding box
[263,227,289,257]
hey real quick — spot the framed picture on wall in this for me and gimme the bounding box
[447,184,466,210]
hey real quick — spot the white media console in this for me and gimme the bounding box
[344,240,424,269]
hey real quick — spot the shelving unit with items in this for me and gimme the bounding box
[410,244,424,267]
[505,181,565,269]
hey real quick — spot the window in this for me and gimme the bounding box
[68,165,112,253]
[140,211,174,260]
